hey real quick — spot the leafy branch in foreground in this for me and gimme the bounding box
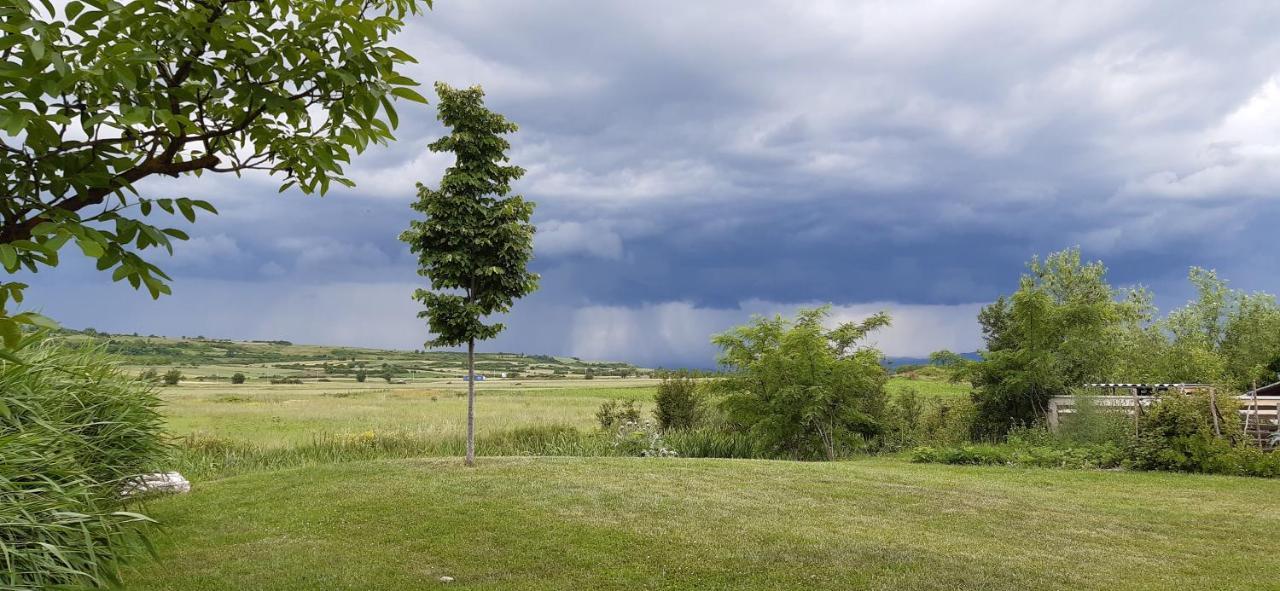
[0,0,433,342]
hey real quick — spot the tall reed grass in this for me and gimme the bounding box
[1,339,165,589]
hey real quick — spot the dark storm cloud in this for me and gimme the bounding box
[21,1,1280,365]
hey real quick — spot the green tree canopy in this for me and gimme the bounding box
[966,248,1147,435]
[712,306,890,461]
[0,0,431,350]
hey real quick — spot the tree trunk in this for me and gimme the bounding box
[465,338,476,467]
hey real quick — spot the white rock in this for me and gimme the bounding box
[439,576,455,583]
[123,472,191,497]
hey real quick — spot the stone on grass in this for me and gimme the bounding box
[123,472,191,497]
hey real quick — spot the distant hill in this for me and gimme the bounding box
[55,328,650,380]
[882,352,981,368]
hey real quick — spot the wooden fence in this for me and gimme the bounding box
[1047,394,1280,448]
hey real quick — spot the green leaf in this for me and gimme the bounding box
[0,319,20,350]
[0,246,16,272]
[176,199,196,222]
[76,238,105,258]
[390,87,429,104]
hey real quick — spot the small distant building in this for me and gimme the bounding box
[462,374,486,382]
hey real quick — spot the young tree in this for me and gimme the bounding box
[230,372,246,385]
[400,83,538,467]
[355,369,367,383]
[0,0,432,353]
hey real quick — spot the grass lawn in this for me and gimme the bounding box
[124,456,1280,590]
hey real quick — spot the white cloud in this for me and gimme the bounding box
[536,220,624,260]
[166,234,243,267]
[1117,76,1280,201]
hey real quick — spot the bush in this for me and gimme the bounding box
[713,307,891,461]
[1057,392,1131,447]
[653,371,704,431]
[611,420,678,457]
[910,442,1124,470]
[1124,390,1252,475]
[596,399,642,430]
[912,391,1280,478]
[355,369,367,383]
[1,340,165,588]
[230,372,246,384]
[269,377,303,385]
[162,368,182,385]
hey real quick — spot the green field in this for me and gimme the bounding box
[123,456,1280,590]
[161,379,656,446]
[885,375,971,399]
[96,338,1270,590]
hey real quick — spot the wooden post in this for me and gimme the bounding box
[1131,387,1140,435]
[1047,399,1060,432]
[1209,387,1222,439]
[1253,380,1262,448]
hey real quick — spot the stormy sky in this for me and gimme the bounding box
[22,1,1280,367]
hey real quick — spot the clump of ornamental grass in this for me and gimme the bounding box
[1,338,165,589]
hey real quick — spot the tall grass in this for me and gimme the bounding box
[1,339,165,589]
[171,425,621,479]
[664,428,764,459]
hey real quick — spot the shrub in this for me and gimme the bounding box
[917,397,978,446]
[713,307,890,460]
[653,371,704,431]
[355,369,367,383]
[879,388,924,449]
[230,372,246,385]
[1125,390,1249,474]
[1,340,165,588]
[596,399,642,430]
[1057,392,1131,447]
[611,420,678,457]
[269,377,303,385]
[162,368,182,385]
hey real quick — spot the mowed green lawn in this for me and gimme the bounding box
[125,456,1280,591]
